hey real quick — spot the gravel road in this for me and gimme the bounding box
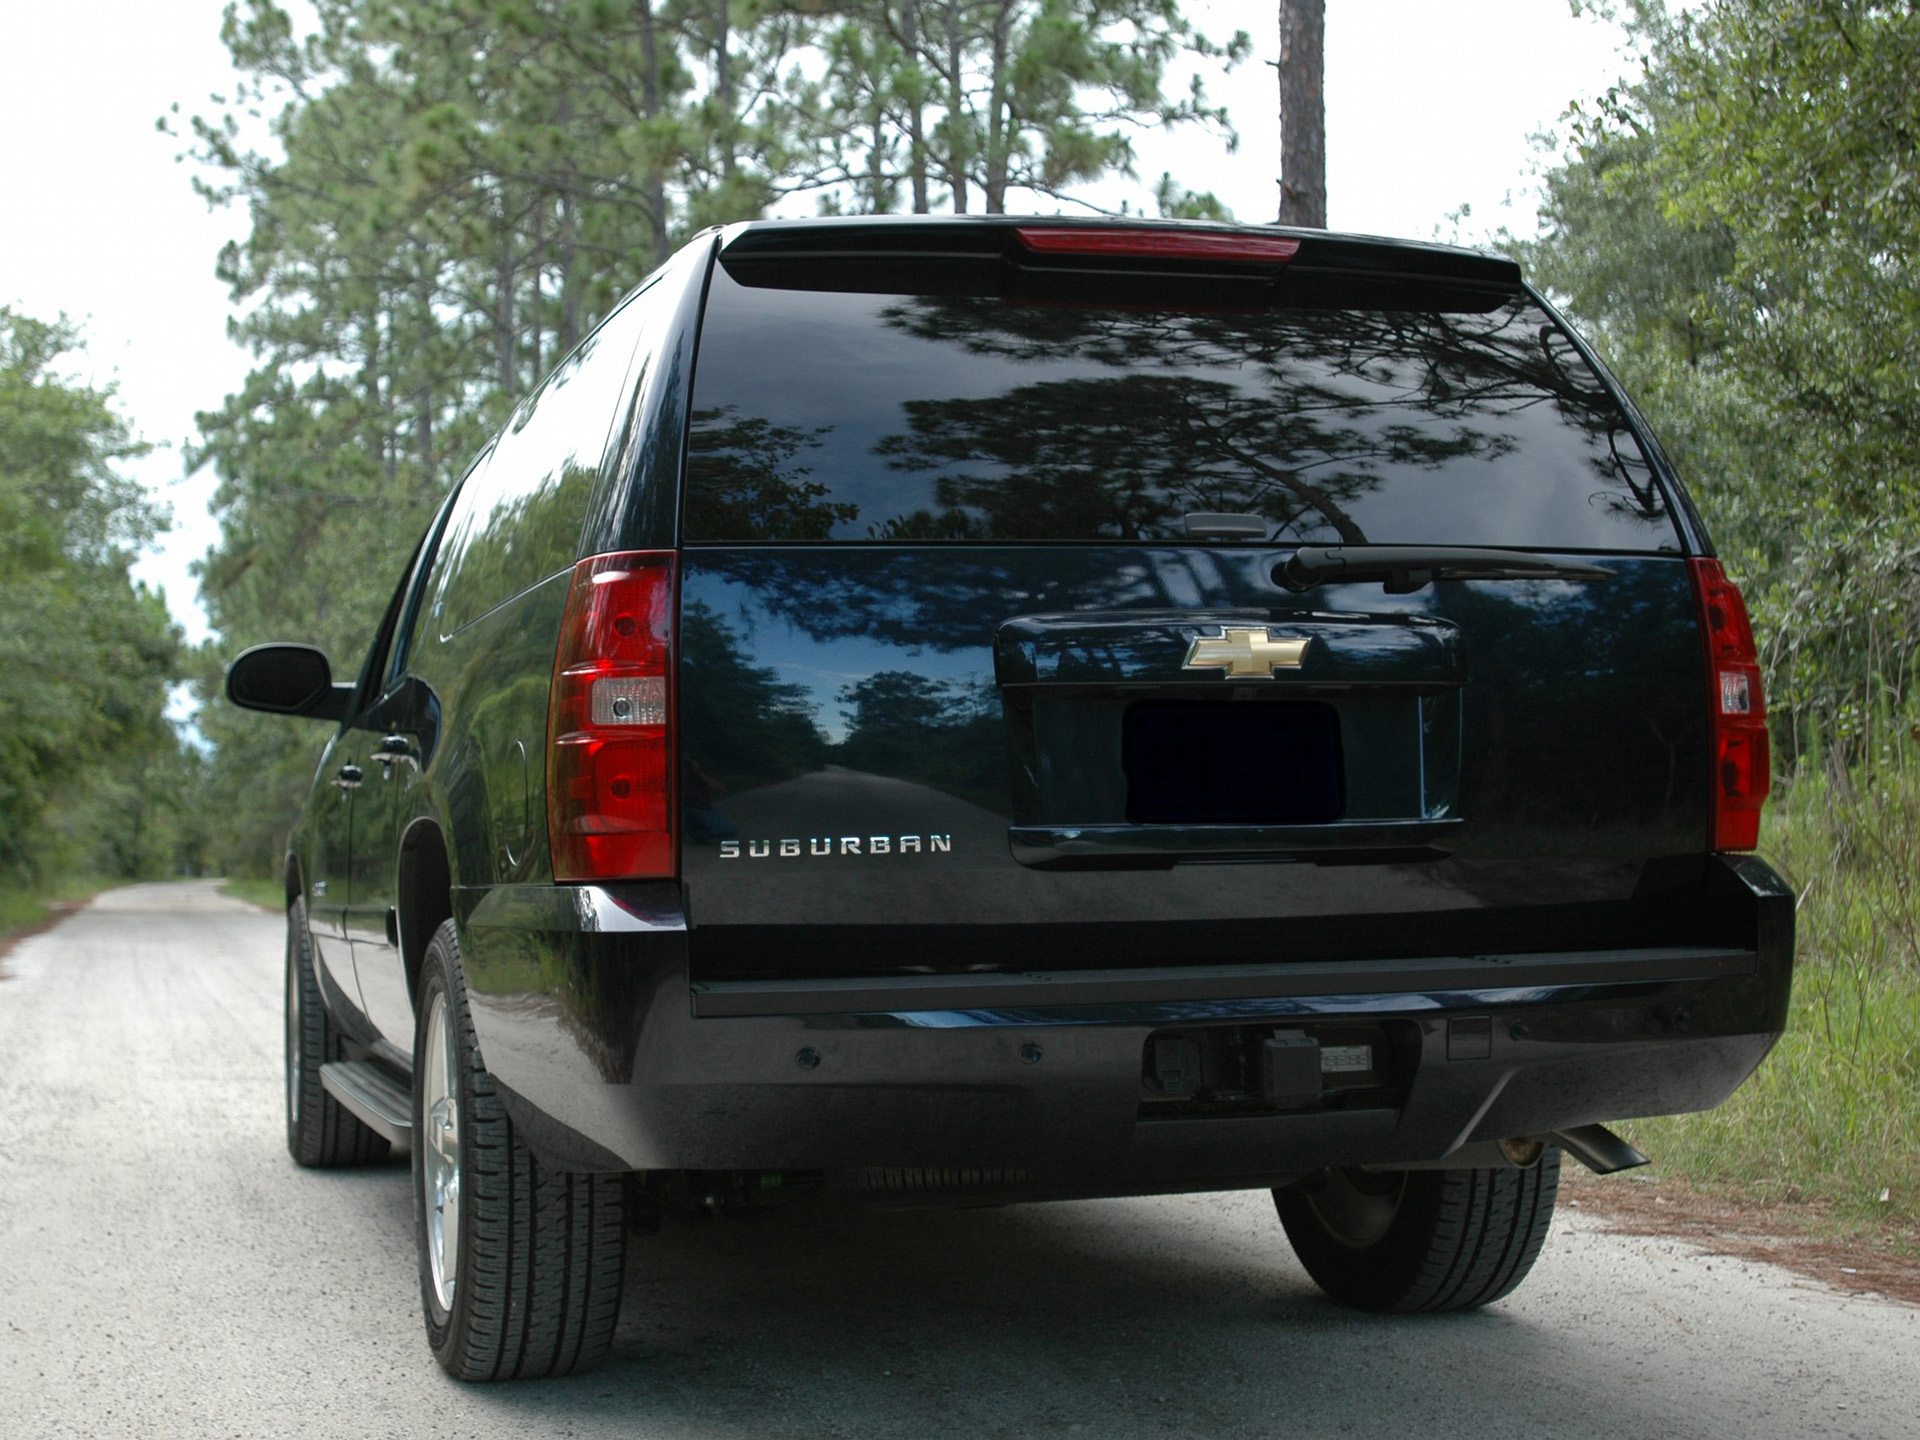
[2,881,1913,1439]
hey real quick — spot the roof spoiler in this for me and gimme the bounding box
[716,218,1523,310]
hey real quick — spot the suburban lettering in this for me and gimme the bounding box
[721,834,955,859]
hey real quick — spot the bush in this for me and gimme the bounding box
[1622,741,1920,1244]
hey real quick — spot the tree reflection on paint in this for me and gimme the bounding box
[873,372,1478,543]
[681,405,855,541]
[837,670,1009,811]
[678,599,828,799]
[675,599,1011,813]
[865,296,1663,545]
[684,274,1674,549]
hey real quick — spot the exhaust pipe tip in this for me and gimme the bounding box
[1552,1123,1651,1176]
[1498,1137,1547,1169]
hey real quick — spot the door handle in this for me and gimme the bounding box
[332,763,364,791]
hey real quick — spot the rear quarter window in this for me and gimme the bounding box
[424,279,662,637]
[682,266,1678,552]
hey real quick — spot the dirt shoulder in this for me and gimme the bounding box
[0,898,95,976]
[1561,1168,1920,1306]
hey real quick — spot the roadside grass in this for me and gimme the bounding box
[0,878,121,953]
[1618,749,1920,1252]
[219,877,287,912]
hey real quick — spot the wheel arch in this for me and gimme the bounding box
[397,818,455,1017]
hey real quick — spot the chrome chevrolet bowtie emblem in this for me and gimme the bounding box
[1181,627,1308,678]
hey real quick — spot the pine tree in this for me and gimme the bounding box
[181,0,1251,873]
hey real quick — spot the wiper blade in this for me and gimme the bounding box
[1276,545,1616,594]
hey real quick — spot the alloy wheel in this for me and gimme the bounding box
[421,990,462,1313]
[285,940,302,1127]
[1302,1167,1407,1250]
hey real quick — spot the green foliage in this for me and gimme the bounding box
[1152,171,1232,221]
[0,887,51,940]
[183,1,1245,875]
[219,877,288,910]
[1523,0,1920,752]
[182,1,702,870]
[187,657,334,880]
[808,1,1247,215]
[0,310,198,885]
[1623,751,1920,1242]
[0,877,124,945]
[1524,7,1920,1231]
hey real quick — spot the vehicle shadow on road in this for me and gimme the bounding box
[460,1188,1689,1439]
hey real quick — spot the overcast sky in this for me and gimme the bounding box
[0,1,1639,649]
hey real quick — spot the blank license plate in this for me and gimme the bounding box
[1125,702,1343,825]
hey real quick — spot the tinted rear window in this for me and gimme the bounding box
[683,265,1678,551]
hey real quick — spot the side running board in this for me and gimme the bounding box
[320,1060,412,1150]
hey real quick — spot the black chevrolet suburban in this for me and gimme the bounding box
[228,217,1792,1380]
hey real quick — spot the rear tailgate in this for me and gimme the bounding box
[675,223,1714,984]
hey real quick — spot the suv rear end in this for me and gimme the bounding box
[249,217,1794,1367]
[491,220,1788,1198]
[491,218,1786,1212]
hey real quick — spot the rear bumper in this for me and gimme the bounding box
[451,855,1793,1186]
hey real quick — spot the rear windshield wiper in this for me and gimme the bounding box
[1276,545,1616,594]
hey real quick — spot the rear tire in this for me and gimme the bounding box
[1275,1150,1560,1312]
[413,918,626,1380]
[285,896,391,1168]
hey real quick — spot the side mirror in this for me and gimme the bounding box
[225,644,356,721]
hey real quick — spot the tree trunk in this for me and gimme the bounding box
[530,198,546,379]
[415,389,433,475]
[716,0,735,181]
[559,185,578,354]
[1278,0,1326,228]
[362,302,385,472]
[640,0,670,265]
[945,0,967,213]
[904,0,929,212]
[983,0,1012,213]
[495,217,517,395]
[414,279,433,473]
[557,95,579,355]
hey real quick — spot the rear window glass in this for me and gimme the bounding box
[683,266,1678,551]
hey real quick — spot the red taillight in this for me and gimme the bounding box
[1015,227,1301,263]
[1689,557,1770,851]
[548,552,676,881]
